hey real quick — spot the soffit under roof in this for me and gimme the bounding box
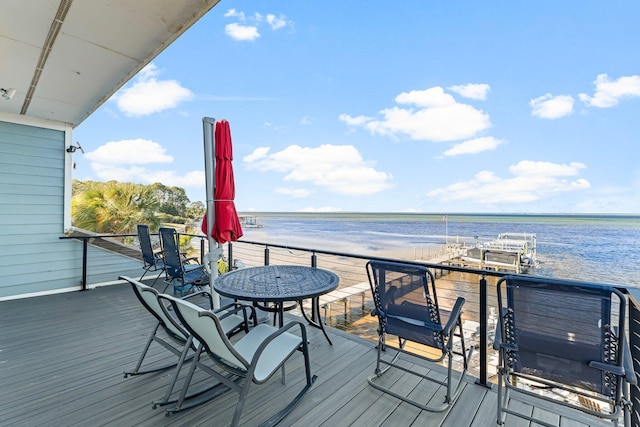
[0,0,220,127]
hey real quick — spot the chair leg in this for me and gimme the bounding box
[172,344,204,412]
[280,364,286,385]
[496,350,508,425]
[123,323,159,377]
[150,270,164,287]
[231,381,252,427]
[260,339,317,427]
[153,336,193,408]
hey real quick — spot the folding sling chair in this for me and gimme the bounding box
[163,294,316,426]
[121,276,252,408]
[366,260,473,412]
[494,275,636,427]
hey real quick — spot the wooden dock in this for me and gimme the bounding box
[0,283,611,426]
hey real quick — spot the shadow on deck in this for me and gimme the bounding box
[0,284,610,426]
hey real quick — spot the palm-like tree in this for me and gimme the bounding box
[72,181,160,234]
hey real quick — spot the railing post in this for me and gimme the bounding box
[625,288,640,427]
[264,246,269,265]
[475,274,491,388]
[81,238,88,291]
[200,238,205,264]
[311,252,317,267]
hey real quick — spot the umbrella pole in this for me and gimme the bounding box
[203,117,221,309]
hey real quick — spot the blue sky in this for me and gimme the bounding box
[73,1,640,214]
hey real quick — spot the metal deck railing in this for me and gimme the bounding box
[60,231,640,425]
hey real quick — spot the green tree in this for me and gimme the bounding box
[149,182,189,217]
[72,179,94,196]
[72,181,160,234]
[186,201,206,219]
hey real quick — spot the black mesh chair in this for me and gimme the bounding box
[137,224,167,285]
[495,275,637,426]
[159,227,207,296]
[366,260,473,412]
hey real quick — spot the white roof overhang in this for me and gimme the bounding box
[0,0,220,127]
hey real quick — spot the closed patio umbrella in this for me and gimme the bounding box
[201,120,243,244]
[201,118,243,309]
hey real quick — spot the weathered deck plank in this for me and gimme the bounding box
[0,283,612,427]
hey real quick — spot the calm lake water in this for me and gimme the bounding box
[241,213,640,288]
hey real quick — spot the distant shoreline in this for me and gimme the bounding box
[238,212,640,220]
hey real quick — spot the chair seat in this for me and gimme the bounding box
[218,312,247,338]
[234,324,303,382]
[183,268,207,283]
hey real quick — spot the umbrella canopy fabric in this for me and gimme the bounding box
[201,120,243,244]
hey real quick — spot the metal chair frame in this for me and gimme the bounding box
[137,224,165,285]
[366,260,473,412]
[121,276,252,409]
[159,227,206,296]
[494,275,637,427]
[163,294,316,426]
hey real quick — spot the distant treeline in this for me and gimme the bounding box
[72,180,205,234]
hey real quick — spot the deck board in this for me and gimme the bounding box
[0,283,613,427]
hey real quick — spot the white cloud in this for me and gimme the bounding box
[137,170,204,188]
[448,83,491,100]
[85,139,203,188]
[428,160,590,204]
[243,147,270,163]
[224,10,291,41]
[224,9,246,20]
[442,137,505,157]
[573,178,640,213]
[395,87,456,107]
[530,94,574,119]
[225,23,260,41]
[266,14,288,30]
[338,114,372,126]
[340,86,491,142]
[113,64,193,116]
[579,74,640,108]
[244,144,393,195]
[275,187,314,198]
[85,139,173,164]
[509,160,586,177]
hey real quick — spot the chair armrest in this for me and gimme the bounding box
[250,320,308,365]
[387,314,443,331]
[442,297,465,337]
[183,289,214,308]
[215,302,256,323]
[622,334,638,385]
[589,334,638,384]
[589,361,625,376]
[494,309,515,351]
[493,322,502,351]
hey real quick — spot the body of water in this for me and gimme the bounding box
[241,213,640,288]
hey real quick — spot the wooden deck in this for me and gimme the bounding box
[0,283,611,427]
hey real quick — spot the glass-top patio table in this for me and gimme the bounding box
[213,265,340,344]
